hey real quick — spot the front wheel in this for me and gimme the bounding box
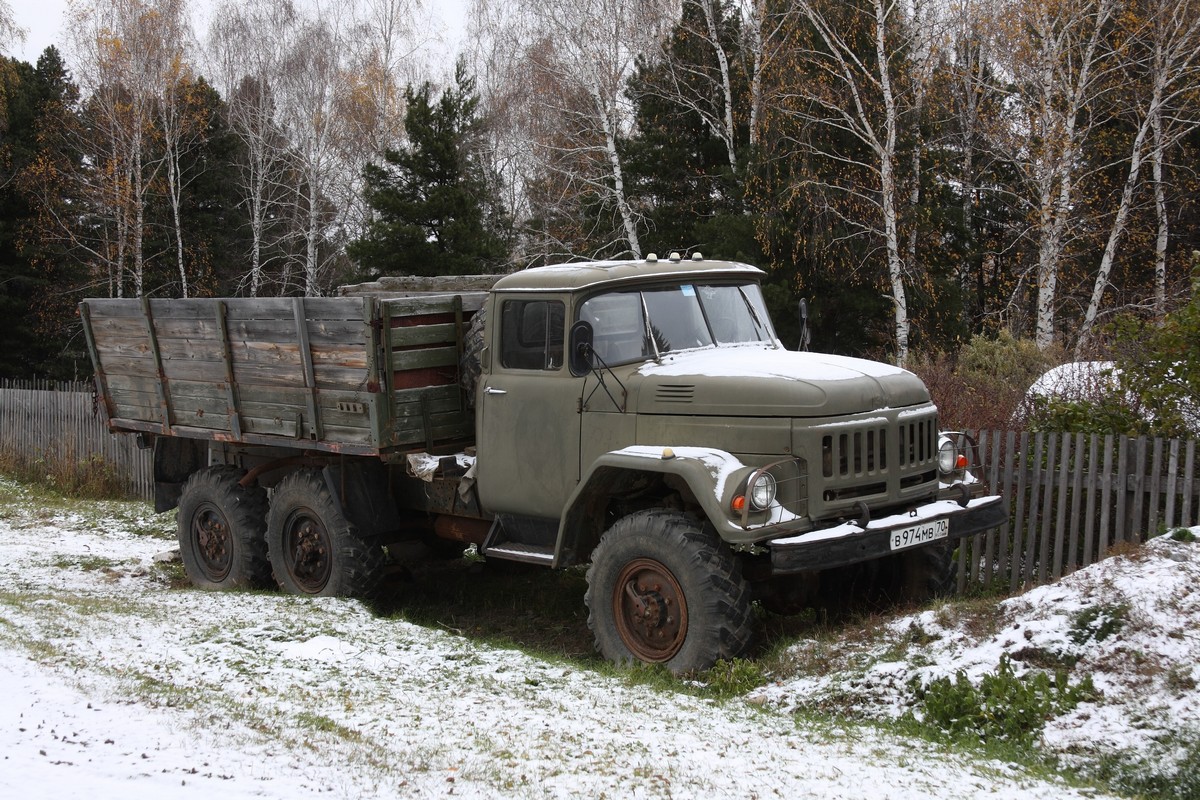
[585,510,753,674]
[266,469,385,597]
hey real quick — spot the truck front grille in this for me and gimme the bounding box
[806,409,940,518]
[821,416,937,478]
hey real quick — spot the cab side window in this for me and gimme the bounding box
[499,299,565,371]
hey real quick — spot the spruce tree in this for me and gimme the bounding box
[350,62,510,277]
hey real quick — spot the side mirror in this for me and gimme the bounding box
[797,298,811,352]
[569,320,595,376]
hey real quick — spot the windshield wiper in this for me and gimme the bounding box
[737,286,772,344]
[639,292,662,362]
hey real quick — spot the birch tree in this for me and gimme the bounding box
[472,0,673,260]
[0,1,23,56]
[136,0,201,296]
[275,13,354,295]
[1076,0,1200,348]
[208,0,297,296]
[772,0,933,365]
[991,0,1118,350]
[67,0,186,297]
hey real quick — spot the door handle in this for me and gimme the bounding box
[484,387,507,395]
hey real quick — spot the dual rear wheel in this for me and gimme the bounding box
[176,467,383,597]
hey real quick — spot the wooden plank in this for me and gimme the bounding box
[1066,432,1084,573]
[390,322,460,349]
[1165,439,1180,529]
[1010,431,1030,592]
[1147,437,1163,535]
[78,302,116,424]
[983,430,1001,586]
[1051,433,1071,579]
[141,296,173,432]
[93,335,155,359]
[1099,435,1115,556]
[1036,432,1057,584]
[293,297,322,441]
[215,301,243,439]
[1184,440,1196,526]
[1082,434,1099,567]
[391,346,458,372]
[382,296,470,318]
[242,413,300,438]
[998,430,1016,587]
[145,296,368,322]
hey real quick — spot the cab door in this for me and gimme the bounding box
[475,296,582,519]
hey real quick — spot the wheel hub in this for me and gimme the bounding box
[612,558,688,663]
[285,514,332,593]
[193,505,232,581]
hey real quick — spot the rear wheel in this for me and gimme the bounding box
[585,509,753,674]
[266,469,385,597]
[177,466,270,590]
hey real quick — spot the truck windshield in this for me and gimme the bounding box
[578,282,776,365]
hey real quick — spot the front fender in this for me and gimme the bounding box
[554,446,755,566]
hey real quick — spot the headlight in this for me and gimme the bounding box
[937,436,958,475]
[749,470,777,510]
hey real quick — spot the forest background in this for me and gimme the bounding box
[2,0,1199,428]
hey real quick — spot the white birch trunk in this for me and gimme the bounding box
[699,0,738,173]
[1151,102,1168,315]
[1077,96,1156,352]
[875,0,908,365]
[592,84,641,258]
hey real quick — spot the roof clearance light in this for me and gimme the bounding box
[669,251,682,262]
[646,253,658,263]
[691,252,703,261]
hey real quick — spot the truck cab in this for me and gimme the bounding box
[466,254,1003,670]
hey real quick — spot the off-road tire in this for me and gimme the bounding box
[585,509,754,674]
[894,541,956,603]
[459,307,487,408]
[266,469,386,597]
[177,466,271,590]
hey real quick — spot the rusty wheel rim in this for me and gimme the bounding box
[192,502,232,582]
[282,509,332,594]
[612,557,688,663]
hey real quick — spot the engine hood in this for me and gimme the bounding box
[630,346,931,417]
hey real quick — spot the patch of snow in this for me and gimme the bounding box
[0,478,1138,799]
[752,531,1200,783]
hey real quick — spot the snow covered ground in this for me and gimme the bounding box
[3,477,1187,798]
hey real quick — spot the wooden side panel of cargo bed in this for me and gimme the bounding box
[381,295,480,449]
[80,296,386,452]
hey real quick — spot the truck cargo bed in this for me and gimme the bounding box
[80,293,483,457]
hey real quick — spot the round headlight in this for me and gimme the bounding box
[937,436,958,475]
[749,471,777,510]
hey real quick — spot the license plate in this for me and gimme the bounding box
[890,517,949,551]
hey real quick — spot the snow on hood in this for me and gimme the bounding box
[633,347,930,415]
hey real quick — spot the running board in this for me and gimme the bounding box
[482,542,555,564]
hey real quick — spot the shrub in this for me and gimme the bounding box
[1106,258,1200,440]
[910,331,1055,431]
[909,656,1096,746]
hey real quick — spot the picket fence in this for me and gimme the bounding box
[956,429,1200,591]
[0,378,153,500]
[2,381,1197,592]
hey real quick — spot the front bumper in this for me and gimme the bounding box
[766,494,1007,575]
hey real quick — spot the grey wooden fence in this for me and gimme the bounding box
[2,381,1198,594]
[955,430,1200,591]
[0,378,153,500]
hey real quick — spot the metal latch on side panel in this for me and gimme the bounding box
[336,401,366,414]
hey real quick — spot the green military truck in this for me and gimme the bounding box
[80,254,1004,673]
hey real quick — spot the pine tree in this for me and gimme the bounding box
[349,62,511,277]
